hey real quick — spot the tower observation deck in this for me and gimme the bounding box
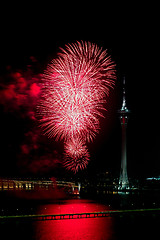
[118,77,130,190]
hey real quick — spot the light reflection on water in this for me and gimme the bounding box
[34,217,113,240]
[36,199,110,215]
[34,199,113,240]
[1,196,160,240]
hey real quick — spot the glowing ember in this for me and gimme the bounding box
[38,41,116,172]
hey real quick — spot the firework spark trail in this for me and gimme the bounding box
[39,41,116,172]
[64,138,90,173]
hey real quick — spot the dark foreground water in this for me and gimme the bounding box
[0,192,160,240]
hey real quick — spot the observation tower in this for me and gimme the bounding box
[118,77,130,190]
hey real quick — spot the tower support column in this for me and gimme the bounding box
[119,117,129,189]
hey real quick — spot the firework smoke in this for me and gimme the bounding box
[39,41,116,173]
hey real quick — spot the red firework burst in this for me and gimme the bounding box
[64,138,90,173]
[39,41,116,173]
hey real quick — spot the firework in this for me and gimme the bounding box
[64,138,90,173]
[39,41,116,172]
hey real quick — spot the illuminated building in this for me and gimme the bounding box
[0,178,80,195]
[118,77,130,190]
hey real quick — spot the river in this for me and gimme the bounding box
[0,193,160,240]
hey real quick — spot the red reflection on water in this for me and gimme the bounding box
[36,199,111,215]
[34,199,114,240]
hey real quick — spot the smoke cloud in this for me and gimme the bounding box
[0,58,63,176]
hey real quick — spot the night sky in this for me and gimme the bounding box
[0,3,159,179]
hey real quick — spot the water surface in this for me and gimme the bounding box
[0,194,160,239]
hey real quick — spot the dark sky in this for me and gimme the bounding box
[0,3,159,179]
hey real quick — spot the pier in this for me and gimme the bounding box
[0,208,160,221]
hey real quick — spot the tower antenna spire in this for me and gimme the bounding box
[123,76,126,96]
[121,76,128,111]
